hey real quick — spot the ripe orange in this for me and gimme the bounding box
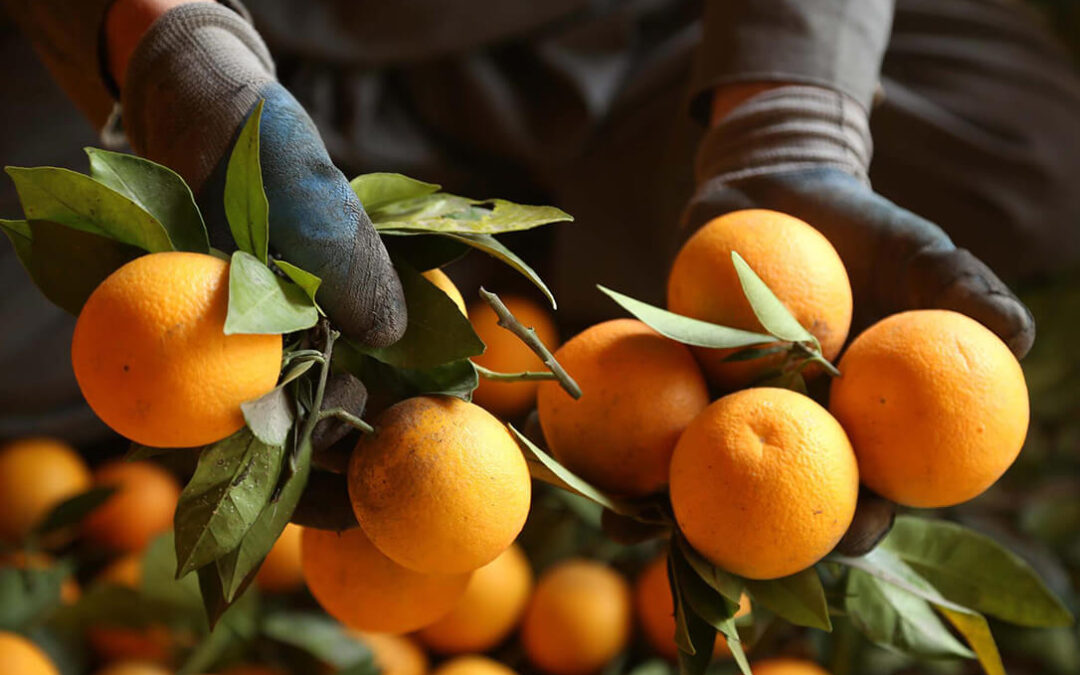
[356,633,429,675]
[423,269,467,316]
[418,543,533,653]
[634,555,750,661]
[537,319,709,497]
[92,662,173,675]
[432,656,518,675]
[0,632,59,675]
[0,437,91,543]
[670,388,858,580]
[348,396,531,575]
[829,310,1029,507]
[469,294,559,419]
[300,526,470,634]
[666,209,852,389]
[86,625,175,666]
[98,553,143,588]
[81,461,181,553]
[255,523,303,593]
[71,251,282,448]
[751,658,831,675]
[521,559,632,675]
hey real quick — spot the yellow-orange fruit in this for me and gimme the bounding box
[71,252,282,448]
[470,295,559,419]
[0,632,60,675]
[358,633,429,675]
[81,461,180,553]
[521,559,631,675]
[93,662,173,675]
[829,310,1029,507]
[666,209,852,390]
[300,526,470,634]
[349,396,531,575]
[0,438,91,543]
[634,555,751,661]
[255,523,304,593]
[432,656,518,675]
[423,269,467,316]
[87,625,175,666]
[98,554,143,588]
[537,319,709,497]
[670,388,858,580]
[752,658,832,675]
[418,543,533,654]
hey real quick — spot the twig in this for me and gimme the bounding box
[479,287,582,399]
[293,320,338,471]
[474,364,558,382]
[318,407,375,434]
[282,349,326,367]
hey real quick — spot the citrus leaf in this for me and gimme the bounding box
[31,486,116,536]
[339,349,478,402]
[674,535,743,604]
[731,251,815,344]
[6,166,173,252]
[356,259,483,369]
[225,250,318,335]
[0,565,70,630]
[881,516,1073,627]
[179,576,259,673]
[598,286,774,349]
[263,611,374,669]
[670,546,750,675]
[273,259,322,311]
[174,429,285,577]
[224,100,269,263]
[743,566,831,631]
[722,344,789,362]
[141,533,205,626]
[371,192,572,235]
[381,231,471,271]
[939,607,1007,675]
[0,218,31,267]
[85,147,208,253]
[125,442,174,462]
[508,425,621,514]
[444,232,556,308]
[241,387,295,447]
[350,173,440,212]
[626,659,674,675]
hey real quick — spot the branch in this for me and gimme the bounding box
[317,407,375,434]
[474,364,558,383]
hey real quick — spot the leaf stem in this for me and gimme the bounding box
[293,321,338,471]
[474,363,558,382]
[317,407,375,434]
[479,287,581,399]
[282,349,325,367]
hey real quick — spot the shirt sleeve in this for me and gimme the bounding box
[689,0,895,119]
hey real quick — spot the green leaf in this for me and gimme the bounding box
[939,607,1007,675]
[6,166,173,252]
[626,659,674,675]
[174,429,285,577]
[85,147,208,253]
[178,579,259,674]
[674,535,744,604]
[241,387,295,447]
[370,191,572,235]
[140,533,205,628]
[273,259,322,310]
[743,566,831,631]
[263,611,374,669]
[508,425,621,514]
[448,232,556,308]
[350,173,440,212]
[382,231,470,271]
[31,486,116,536]
[125,442,175,462]
[356,259,483,369]
[881,516,1073,628]
[339,349,478,402]
[0,218,32,265]
[0,564,70,630]
[224,100,269,263]
[730,251,815,344]
[669,547,750,675]
[598,286,775,349]
[225,250,318,335]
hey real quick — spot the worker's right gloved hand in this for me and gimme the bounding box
[119,3,406,347]
[685,85,1035,358]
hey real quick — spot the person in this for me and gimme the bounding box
[2,0,1078,443]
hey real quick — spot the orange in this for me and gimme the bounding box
[666,209,852,390]
[0,632,59,675]
[357,633,429,675]
[829,310,1029,508]
[98,553,143,588]
[537,319,709,497]
[255,523,303,593]
[634,555,750,661]
[470,295,559,419]
[71,251,282,448]
[87,625,175,665]
[81,461,181,553]
[751,658,831,675]
[217,666,286,675]
[0,551,80,604]
[300,526,470,634]
[670,388,858,580]
[432,656,518,675]
[0,437,91,543]
[348,396,531,575]
[423,269,467,316]
[418,543,533,653]
[93,662,173,675]
[521,559,631,675]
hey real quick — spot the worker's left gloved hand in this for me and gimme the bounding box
[119,3,405,347]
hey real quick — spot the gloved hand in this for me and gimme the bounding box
[116,3,406,346]
[685,85,1034,358]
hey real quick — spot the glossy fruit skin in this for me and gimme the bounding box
[81,461,180,553]
[0,631,60,675]
[300,526,470,634]
[255,523,304,592]
[349,396,531,575]
[751,658,832,675]
[830,309,1029,508]
[418,543,533,653]
[666,209,852,390]
[0,438,91,544]
[670,388,859,580]
[71,251,282,448]
[470,294,559,419]
[423,268,467,316]
[537,319,709,497]
[432,655,518,675]
[521,559,632,675]
[355,632,429,675]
